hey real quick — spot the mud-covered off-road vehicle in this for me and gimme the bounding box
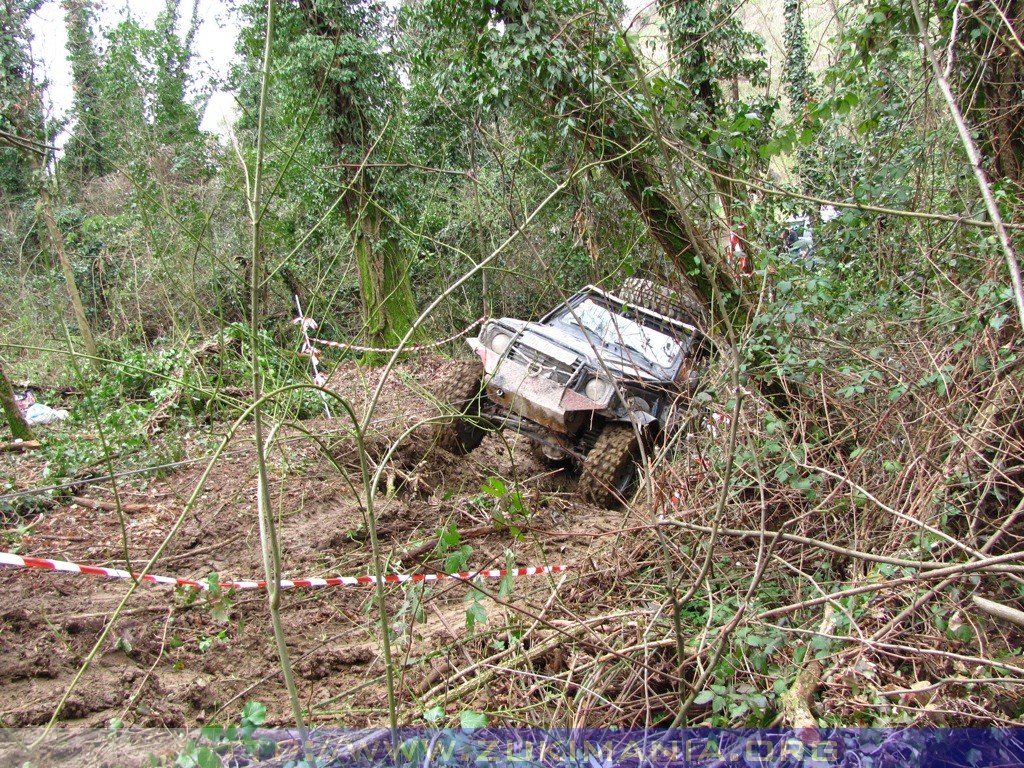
[435,278,712,506]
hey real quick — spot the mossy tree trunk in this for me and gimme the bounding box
[0,361,33,441]
[292,0,422,352]
[351,210,419,350]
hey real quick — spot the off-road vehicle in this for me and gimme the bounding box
[434,278,711,507]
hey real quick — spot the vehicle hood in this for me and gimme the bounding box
[503,318,670,382]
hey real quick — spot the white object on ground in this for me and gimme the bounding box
[24,403,69,425]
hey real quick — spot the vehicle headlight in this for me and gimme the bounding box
[490,332,511,354]
[584,377,613,402]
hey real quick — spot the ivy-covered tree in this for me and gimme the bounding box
[62,0,109,180]
[0,0,99,365]
[950,0,1024,185]
[782,0,818,195]
[235,0,422,349]
[0,0,44,202]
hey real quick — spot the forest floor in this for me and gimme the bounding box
[0,354,653,765]
[2,354,1023,767]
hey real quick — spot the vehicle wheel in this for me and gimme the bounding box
[435,359,487,454]
[580,423,641,507]
[619,277,708,329]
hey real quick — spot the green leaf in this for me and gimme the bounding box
[466,601,487,631]
[460,710,488,729]
[693,689,715,705]
[241,700,267,728]
[439,524,460,548]
[423,705,445,724]
[481,476,506,497]
[759,140,781,159]
[199,725,226,742]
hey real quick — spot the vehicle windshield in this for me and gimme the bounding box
[560,299,681,369]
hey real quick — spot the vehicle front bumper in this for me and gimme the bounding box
[470,340,602,434]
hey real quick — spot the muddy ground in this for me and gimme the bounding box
[5,353,1022,767]
[0,355,647,765]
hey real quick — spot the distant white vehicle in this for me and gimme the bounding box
[781,215,814,260]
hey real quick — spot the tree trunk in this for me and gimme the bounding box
[602,151,751,321]
[0,361,33,441]
[965,0,1024,185]
[293,0,422,352]
[350,209,420,350]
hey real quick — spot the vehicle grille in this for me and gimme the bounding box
[507,344,581,385]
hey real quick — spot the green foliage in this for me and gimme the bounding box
[158,700,274,768]
[63,0,209,183]
[438,522,472,574]
[62,0,109,179]
[0,0,45,200]
[477,476,530,539]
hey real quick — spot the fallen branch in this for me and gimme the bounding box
[660,518,1024,574]
[972,595,1024,630]
[0,440,41,452]
[70,496,154,514]
[758,549,1024,621]
[780,606,833,730]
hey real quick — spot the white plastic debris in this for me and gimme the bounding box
[24,403,69,425]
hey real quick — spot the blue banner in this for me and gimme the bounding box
[3,727,1023,766]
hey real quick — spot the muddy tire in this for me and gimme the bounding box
[580,423,641,507]
[435,359,487,454]
[619,277,708,329]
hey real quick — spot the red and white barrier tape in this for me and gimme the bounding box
[306,317,486,355]
[293,297,331,414]
[0,552,565,591]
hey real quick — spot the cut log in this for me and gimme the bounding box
[0,440,41,452]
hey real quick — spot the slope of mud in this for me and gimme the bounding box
[0,355,639,765]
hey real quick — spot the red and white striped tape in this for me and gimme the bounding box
[307,317,486,355]
[0,551,565,591]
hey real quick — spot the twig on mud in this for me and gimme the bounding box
[70,496,154,514]
[154,532,244,564]
[121,606,174,719]
[60,605,177,621]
